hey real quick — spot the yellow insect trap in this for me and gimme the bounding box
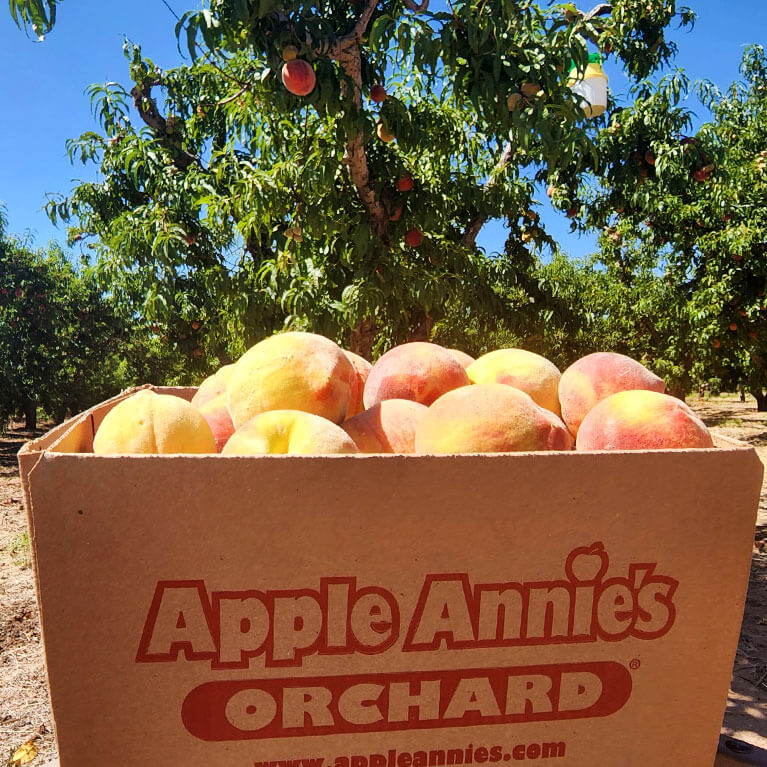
[568,53,609,118]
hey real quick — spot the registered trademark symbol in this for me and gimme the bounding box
[630,658,641,670]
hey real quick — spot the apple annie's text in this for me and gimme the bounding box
[136,543,678,669]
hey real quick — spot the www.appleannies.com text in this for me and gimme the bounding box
[253,741,567,767]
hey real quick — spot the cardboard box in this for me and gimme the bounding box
[19,387,763,767]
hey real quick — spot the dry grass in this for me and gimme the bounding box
[0,425,56,763]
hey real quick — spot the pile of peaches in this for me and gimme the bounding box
[92,332,713,456]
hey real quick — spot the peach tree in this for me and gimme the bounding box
[14,0,693,360]
[576,45,767,406]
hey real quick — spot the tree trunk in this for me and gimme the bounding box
[23,398,37,431]
[349,318,379,360]
[407,309,434,343]
[667,380,688,402]
[752,390,767,412]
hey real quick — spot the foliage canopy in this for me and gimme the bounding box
[21,0,693,359]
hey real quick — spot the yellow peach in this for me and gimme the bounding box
[342,399,428,453]
[227,332,355,428]
[93,390,216,454]
[222,410,359,455]
[467,348,562,415]
[576,390,714,451]
[190,363,235,409]
[415,383,573,454]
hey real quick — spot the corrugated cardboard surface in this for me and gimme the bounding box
[19,391,764,767]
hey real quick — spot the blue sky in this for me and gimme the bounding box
[1,1,765,260]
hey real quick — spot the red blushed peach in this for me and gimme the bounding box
[467,348,562,416]
[343,350,373,419]
[364,342,470,409]
[449,349,475,369]
[281,59,316,96]
[576,390,714,451]
[342,399,428,453]
[197,392,235,452]
[415,384,573,454]
[559,352,665,438]
[227,332,355,429]
[222,410,358,455]
[190,363,236,409]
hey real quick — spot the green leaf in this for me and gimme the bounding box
[369,14,392,50]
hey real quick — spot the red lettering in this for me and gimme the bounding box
[182,662,632,741]
[404,575,475,650]
[136,581,216,663]
[633,566,678,638]
[139,546,678,670]
[596,581,636,640]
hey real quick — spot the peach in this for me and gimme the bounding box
[377,122,395,142]
[342,399,428,453]
[396,173,414,192]
[364,342,470,408]
[281,59,316,96]
[559,352,665,437]
[222,410,358,455]
[370,84,387,103]
[467,348,562,415]
[344,350,373,419]
[197,392,236,452]
[191,363,236,409]
[415,384,573,454]
[576,390,714,451]
[449,349,475,369]
[404,228,423,247]
[93,390,216,455]
[227,332,355,429]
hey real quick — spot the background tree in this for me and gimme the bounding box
[0,211,190,429]
[431,249,599,367]
[26,0,693,363]
[580,45,767,407]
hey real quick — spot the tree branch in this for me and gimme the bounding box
[216,83,251,106]
[327,0,434,235]
[333,0,379,53]
[329,0,389,235]
[583,3,611,22]
[461,141,513,247]
[579,3,612,44]
[130,78,198,170]
[403,0,430,11]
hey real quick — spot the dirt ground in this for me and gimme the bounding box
[1,397,766,764]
